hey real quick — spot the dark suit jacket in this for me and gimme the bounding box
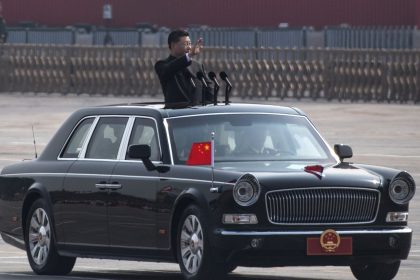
[155,55,213,106]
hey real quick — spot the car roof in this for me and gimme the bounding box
[84,103,305,118]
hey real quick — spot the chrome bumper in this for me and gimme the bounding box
[218,227,412,236]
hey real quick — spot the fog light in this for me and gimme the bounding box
[223,214,258,224]
[386,212,408,223]
[251,238,263,248]
[389,236,399,249]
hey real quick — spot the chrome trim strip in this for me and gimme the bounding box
[265,187,381,225]
[2,172,233,186]
[111,174,162,180]
[218,228,413,236]
[59,242,167,251]
[165,112,303,120]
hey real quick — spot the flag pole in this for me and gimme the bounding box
[211,132,215,168]
[211,132,215,184]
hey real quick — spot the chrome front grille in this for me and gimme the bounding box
[266,187,380,225]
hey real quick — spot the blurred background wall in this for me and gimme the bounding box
[1,0,420,28]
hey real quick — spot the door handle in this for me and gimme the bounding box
[95,183,122,190]
[107,183,122,190]
[95,183,108,190]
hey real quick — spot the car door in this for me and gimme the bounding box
[108,117,160,248]
[60,116,129,246]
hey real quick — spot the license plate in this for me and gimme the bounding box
[307,229,353,256]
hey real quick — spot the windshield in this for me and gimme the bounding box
[167,114,337,165]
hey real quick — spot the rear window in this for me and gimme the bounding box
[60,118,94,158]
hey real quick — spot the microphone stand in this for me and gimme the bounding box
[208,72,220,105]
[196,71,209,106]
[220,72,233,105]
[224,82,232,105]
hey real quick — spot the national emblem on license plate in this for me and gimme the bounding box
[307,229,353,255]
[320,229,341,252]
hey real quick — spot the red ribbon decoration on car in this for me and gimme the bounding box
[304,165,324,179]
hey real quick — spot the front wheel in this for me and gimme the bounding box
[223,262,238,274]
[177,205,226,280]
[350,261,400,280]
[25,198,76,275]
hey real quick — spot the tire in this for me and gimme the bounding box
[177,204,226,280]
[350,261,401,280]
[25,198,76,275]
[223,262,238,274]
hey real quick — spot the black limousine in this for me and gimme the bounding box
[0,103,415,280]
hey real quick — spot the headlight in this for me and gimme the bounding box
[233,174,260,206]
[389,175,415,205]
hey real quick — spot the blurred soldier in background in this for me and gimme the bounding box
[0,2,7,43]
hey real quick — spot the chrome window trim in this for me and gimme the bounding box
[218,227,412,236]
[57,116,98,160]
[163,118,174,165]
[58,158,164,164]
[119,159,164,165]
[117,117,135,160]
[265,187,381,225]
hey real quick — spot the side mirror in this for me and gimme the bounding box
[128,145,156,171]
[127,145,169,173]
[334,144,353,162]
[128,144,151,159]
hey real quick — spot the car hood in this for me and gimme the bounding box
[217,161,382,190]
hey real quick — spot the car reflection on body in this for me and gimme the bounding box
[0,102,415,280]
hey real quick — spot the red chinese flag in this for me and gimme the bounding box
[187,142,212,165]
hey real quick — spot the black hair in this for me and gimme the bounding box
[168,29,189,48]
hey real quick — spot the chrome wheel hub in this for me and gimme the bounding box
[38,226,47,246]
[189,233,199,254]
[29,208,51,266]
[180,215,204,274]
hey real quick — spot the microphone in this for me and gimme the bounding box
[189,77,196,88]
[219,71,232,88]
[219,71,232,105]
[208,72,219,87]
[208,71,220,105]
[196,71,208,88]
